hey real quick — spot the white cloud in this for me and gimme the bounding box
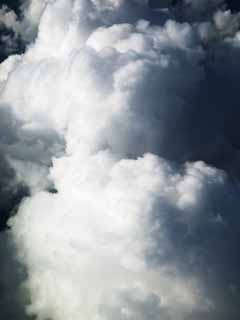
[1,1,240,320]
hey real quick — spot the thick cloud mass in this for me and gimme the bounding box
[1,0,240,319]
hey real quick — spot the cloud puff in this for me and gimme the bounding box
[10,151,240,319]
[9,154,213,320]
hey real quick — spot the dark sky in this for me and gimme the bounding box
[149,0,240,10]
[3,0,240,10]
[1,0,22,11]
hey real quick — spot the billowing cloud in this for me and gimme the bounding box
[1,0,240,319]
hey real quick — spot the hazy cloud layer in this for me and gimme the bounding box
[1,1,240,319]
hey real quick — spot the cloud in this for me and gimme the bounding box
[1,0,240,319]
[0,56,64,230]
[0,231,31,320]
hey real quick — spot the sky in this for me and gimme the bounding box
[1,1,240,320]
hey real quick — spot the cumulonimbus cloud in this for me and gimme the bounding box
[1,0,240,319]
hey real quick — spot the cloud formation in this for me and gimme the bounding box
[1,0,240,319]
